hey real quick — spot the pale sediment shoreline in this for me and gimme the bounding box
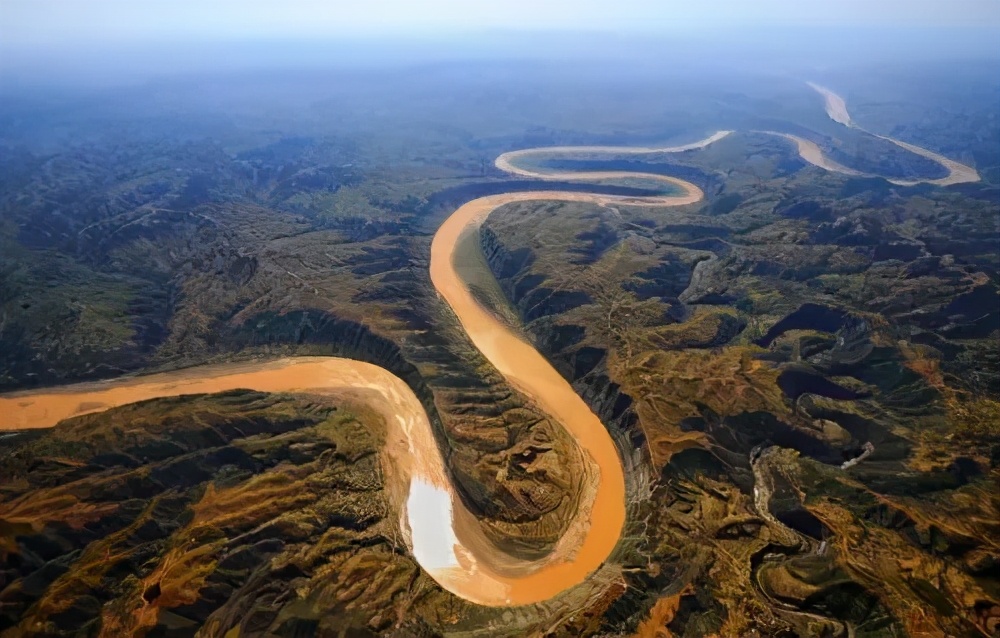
[804,82,979,186]
[761,131,865,177]
[807,81,852,127]
[495,130,732,179]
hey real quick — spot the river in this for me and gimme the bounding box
[0,81,979,608]
[0,132,725,606]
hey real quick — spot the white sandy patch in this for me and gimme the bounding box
[808,81,852,127]
[406,478,462,570]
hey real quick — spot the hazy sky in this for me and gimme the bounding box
[4,0,1000,47]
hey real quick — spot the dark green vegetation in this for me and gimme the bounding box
[2,59,999,636]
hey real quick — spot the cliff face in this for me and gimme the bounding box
[482,219,679,632]
[219,310,437,420]
[482,225,631,409]
[480,223,652,505]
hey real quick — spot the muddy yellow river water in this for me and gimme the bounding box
[0,83,978,608]
[0,131,725,606]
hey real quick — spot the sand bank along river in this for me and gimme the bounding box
[0,81,979,607]
[773,83,980,186]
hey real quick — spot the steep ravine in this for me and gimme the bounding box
[478,223,653,530]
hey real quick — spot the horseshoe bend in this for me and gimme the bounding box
[1,51,999,638]
[0,132,724,609]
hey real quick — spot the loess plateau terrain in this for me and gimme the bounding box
[1,58,999,637]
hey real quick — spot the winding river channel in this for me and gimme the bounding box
[770,83,980,186]
[0,84,980,608]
